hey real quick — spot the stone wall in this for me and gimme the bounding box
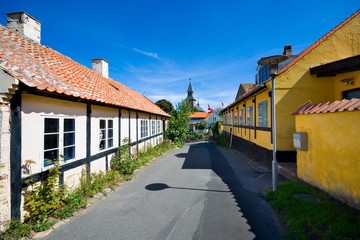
[0,104,11,230]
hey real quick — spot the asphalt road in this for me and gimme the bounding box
[39,142,283,240]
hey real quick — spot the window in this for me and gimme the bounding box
[141,120,149,138]
[246,106,253,126]
[157,120,161,133]
[258,65,269,84]
[99,119,113,150]
[234,116,238,125]
[151,120,156,135]
[258,100,268,127]
[343,88,360,99]
[44,117,75,167]
[239,109,244,125]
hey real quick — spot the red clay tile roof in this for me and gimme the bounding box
[279,9,360,75]
[222,9,360,114]
[189,112,211,119]
[291,99,360,115]
[0,25,170,117]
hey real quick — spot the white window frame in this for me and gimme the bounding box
[157,120,161,133]
[151,120,156,135]
[140,119,149,138]
[99,118,114,151]
[43,116,76,168]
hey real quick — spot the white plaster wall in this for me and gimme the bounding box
[120,110,130,145]
[90,157,106,174]
[0,104,11,230]
[90,105,119,156]
[129,111,137,144]
[63,165,86,191]
[21,94,87,175]
[90,106,118,174]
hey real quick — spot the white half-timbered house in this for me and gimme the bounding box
[0,12,170,224]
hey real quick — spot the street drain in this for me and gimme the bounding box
[293,193,320,202]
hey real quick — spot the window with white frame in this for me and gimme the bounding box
[157,120,161,133]
[141,119,149,138]
[151,120,156,135]
[99,119,113,150]
[44,117,75,167]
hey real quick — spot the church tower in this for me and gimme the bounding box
[186,79,196,111]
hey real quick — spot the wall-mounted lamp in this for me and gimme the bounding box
[340,78,354,86]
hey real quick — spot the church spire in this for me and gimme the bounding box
[186,78,196,110]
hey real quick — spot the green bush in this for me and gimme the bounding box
[24,160,66,224]
[0,220,32,240]
[166,100,190,147]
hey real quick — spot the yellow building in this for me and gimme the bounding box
[221,10,360,169]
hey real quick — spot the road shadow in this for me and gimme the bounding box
[181,142,283,240]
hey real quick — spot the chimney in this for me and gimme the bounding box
[283,44,293,56]
[7,12,41,43]
[92,59,109,78]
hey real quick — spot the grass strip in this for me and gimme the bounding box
[265,180,360,240]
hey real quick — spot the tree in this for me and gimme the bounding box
[155,99,175,115]
[166,100,190,147]
[197,120,207,130]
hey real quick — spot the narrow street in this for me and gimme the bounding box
[39,142,284,240]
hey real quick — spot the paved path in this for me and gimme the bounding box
[39,142,284,240]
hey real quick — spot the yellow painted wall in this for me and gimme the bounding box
[222,89,272,150]
[273,13,360,151]
[334,71,360,99]
[295,111,360,208]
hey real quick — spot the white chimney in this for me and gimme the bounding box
[92,59,109,78]
[7,12,41,43]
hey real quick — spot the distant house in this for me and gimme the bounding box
[221,9,360,208]
[189,111,221,132]
[0,12,170,224]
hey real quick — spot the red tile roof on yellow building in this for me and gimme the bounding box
[0,24,170,117]
[291,99,360,115]
[222,9,360,113]
[279,9,360,75]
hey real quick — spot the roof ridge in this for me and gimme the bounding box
[278,9,360,75]
[0,24,169,117]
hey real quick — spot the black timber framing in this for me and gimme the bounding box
[86,103,91,178]
[21,132,165,188]
[310,55,360,77]
[9,87,169,219]
[10,90,22,220]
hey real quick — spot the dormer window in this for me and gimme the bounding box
[258,65,269,84]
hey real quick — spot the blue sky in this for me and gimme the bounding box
[1,1,359,110]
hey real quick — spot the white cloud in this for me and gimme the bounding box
[132,48,160,59]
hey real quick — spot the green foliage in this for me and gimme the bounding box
[188,132,205,142]
[197,120,207,130]
[155,99,175,115]
[265,180,360,240]
[33,219,53,232]
[211,121,220,137]
[166,100,191,147]
[0,220,32,240]
[214,134,229,147]
[24,160,66,224]
[3,140,174,239]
